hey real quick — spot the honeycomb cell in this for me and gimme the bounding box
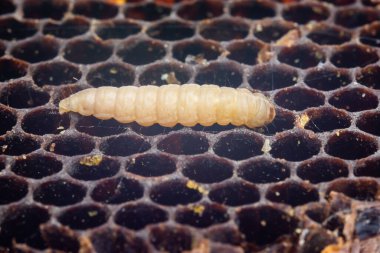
[307,24,351,45]
[254,20,295,43]
[100,134,151,156]
[326,178,379,201]
[304,107,351,132]
[115,203,168,230]
[58,204,109,230]
[69,156,120,181]
[139,62,192,86]
[158,132,209,155]
[0,106,16,135]
[76,117,126,137]
[91,177,143,204]
[356,65,380,90]
[0,17,37,40]
[236,205,298,245]
[22,108,70,135]
[297,158,348,184]
[329,88,378,112]
[305,203,329,223]
[95,20,141,40]
[0,176,28,205]
[357,111,380,136]
[33,61,81,86]
[200,19,249,41]
[282,3,330,24]
[150,179,203,206]
[0,158,4,171]
[278,43,326,69]
[271,131,321,161]
[73,0,118,19]
[226,40,265,65]
[11,37,59,63]
[213,132,264,161]
[182,155,233,183]
[11,154,62,179]
[355,207,380,240]
[63,39,113,64]
[191,123,235,133]
[177,0,223,21]
[360,22,380,47]
[116,39,166,65]
[259,109,295,135]
[335,8,379,28]
[23,0,68,20]
[325,131,377,160]
[43,17,90,39]
[53,85,84,105]
[230,0,276,20]
[274,87,325,111]
[40,225,80,253]
[147,20,194,41]
[33,179,86,206]
[238,158,290,184]
[248,64,298,91]
[304,67,351,91]
[127,153,176,177]
[0,134,40,156]
[330,44,378,68]
[0,0,15,15]
[209,180,260,206]
[87,63,135,87]
[195,62,243,88]
[172,39,222,63]
[124,2,171,21]
[354,157,380,178]
[45,134,95,156]
[150,226,192,253]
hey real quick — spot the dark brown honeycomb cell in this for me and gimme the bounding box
[73,0,118,19]
[0,106,16,135]
[11,154,62,179]
[248,64,298,91]
[236,205,298,246]
[115,203,168,230]
[0,176,28,205]
[191,123,235,133]
[213,132,264,161]
[100,134,151,156]
[43,17,90,39]
[58,204,109,230]
[259,109,295,135]
[22,108,70,135]
[40,225,80,253]
[149,179,203,206]
[45,134,95,156]
[0,17,37,40]
[158,132,209,155]
[182,155,233,183]
[254,21,295,43]
[195,62,243,88]
[150,225,192,253]
[226,40,265,65]
[230,0,276,20]
[271,131,321,161]
[325,131,377,160]
[147,20,194,41]
[360,22,380,47]
[0,0,15,15]
[172,39,222,63]
[117,39,166,65]
[335,8,379,28]
[200,19,249,41]
[307,24,351,45]
[124,2,171,21]
[304,203,329,223]
[177,0,223,21]
[0,134,40,156]
[355,157,380,177]
[304,67,351,91]
[209,180,260,206]
[76,117,126,137]
[278,43,325,69]
[282,3,330,24]
[11,37,59,63]
[53,85,83,105]
[274,87,325,111]
[207,226,243,246]
[69,156,120,181]
[23,0,68,20]
[328,88,378,112]
[330,44,378,68]
[95,20,141,40]
[297,158,349,184]
[326,178,379,201]
[357,111,380,136]
[356,65,380,89]
[304,107,351,132]
[91,177,143,204]
[298,228,338,253]
[355,207,380,240]
[0,205,50,249]
[33,179,86,206]
[33,61,81,86]
[0,43,5,57]
[320,0,355,5]
[127,153,176,177]
[238,158,290,184]
[139,62,192,86]
[87,63,135,87]
[63,39,113,64]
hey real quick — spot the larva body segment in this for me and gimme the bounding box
[59,84,275,128]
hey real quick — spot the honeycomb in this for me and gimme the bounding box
[0,0,380,252]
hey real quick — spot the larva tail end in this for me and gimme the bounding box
[58,98,71,114]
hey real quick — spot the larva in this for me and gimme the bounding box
[59,84,275,128]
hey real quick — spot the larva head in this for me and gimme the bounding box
[58,98,71,114]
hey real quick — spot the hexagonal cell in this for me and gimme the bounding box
[22,108,70,135]
[95,20,141,40]
[254,20,295,43]
[326,178,379,201]
[325,131,377,160]
[11,154,62,179]
[73,0,118,19]
[116,39,166,65]
[177,0,223,20]
[259,109,295,135]
[355,157,380,178]
[76,116,127,137]
[304,67,351,91]
[297,157,348,184]
[209,180,260,206]
[100,134,151,156]
[330,44,378,68]
[124,2,171,21]
[274,87,325,111]
[226,40,265,65]
[150,225,193,253]
[45,134,95,156]
[23,0,68,20]
[158,132,209,155]
[40,225,80,253]
[0,0,15,15]
[356,65,380,89]
[0,106,17,135]
[58,204,109,230]
[357,111,380,136]
[304,107,351,132]
[0,176,28,205]
[0,17,37,40]
[335,8,379,28]
[139,62,192,86]
[200,19,249,41]
[87,63,135,87]
[43,17,90,38]
[307,23,351,45]
[147,20,194,41]
[172,39,222,64]
[11,37,59,63]
[53,85,84,105]
[230,0,275,20]
[0,134,40,156]
[63,39,113,64]
[33,61,81,86]
[282,3,330,24]
[329,88,378,112]
[278,43,326,69]
[195,61,243,88]
[360,22,380,47]
[127,153,176,177]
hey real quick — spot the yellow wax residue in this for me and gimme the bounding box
[296,114,310,129]
[106,0,127,6]
[191,205,205,216]
[261,139,271,153]
[186,180,208,195]
[80,155,103,166]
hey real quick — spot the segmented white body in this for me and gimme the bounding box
[59,84,275,128]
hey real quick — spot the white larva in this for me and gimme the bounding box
[59,84,275,128]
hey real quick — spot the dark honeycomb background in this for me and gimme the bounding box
[0,0,380,252]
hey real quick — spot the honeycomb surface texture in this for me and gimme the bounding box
[0,0,380,252]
